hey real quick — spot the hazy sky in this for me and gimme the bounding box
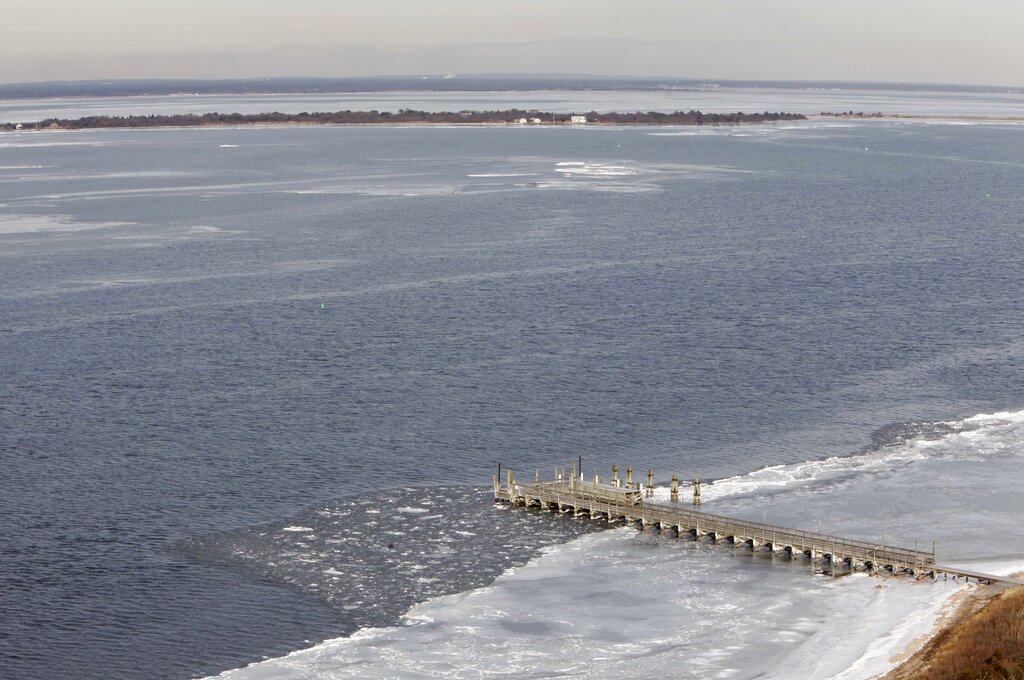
[2,0,1022,86]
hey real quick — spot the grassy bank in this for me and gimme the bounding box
[888,585,1024,680]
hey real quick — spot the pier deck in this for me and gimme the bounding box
[494,472,1024,587]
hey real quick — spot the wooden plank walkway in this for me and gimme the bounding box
[930,566,1024,587]
[494,472,1024,586]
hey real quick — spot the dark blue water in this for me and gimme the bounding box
[2,121,1024,679]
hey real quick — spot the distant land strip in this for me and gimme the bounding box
[2,109,805,131]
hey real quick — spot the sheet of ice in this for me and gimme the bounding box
[208,529,962,680]
[465,173,538,178]
[690,411,1024,568]
[0,213,132,234]
[205,409,1024,680]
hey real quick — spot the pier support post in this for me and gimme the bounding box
[492,466,984,587]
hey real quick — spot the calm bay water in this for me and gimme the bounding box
[2,113,1024,679]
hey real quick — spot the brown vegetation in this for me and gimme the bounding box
[888,586,1024,680]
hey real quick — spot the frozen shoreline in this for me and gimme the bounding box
[205,410,1024,679]
[884,571,1024,679]
[203,537,972,680]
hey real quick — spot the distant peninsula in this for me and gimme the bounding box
[2,109,805,131]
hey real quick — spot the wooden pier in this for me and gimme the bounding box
[494,467,1024,587]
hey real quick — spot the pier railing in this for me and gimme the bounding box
[496,475,935,573]
[495,471,1024,586]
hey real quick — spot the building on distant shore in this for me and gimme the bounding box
[569,115,588,124]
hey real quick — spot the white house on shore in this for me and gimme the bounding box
[569,115,588,124]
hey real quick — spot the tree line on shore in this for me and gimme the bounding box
[3,108,805,131]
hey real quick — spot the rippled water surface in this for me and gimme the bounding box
[2,111,1024,679]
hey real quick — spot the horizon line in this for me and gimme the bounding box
[1,73,1022,95]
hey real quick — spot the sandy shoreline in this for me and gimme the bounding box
[884,584,992,677]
